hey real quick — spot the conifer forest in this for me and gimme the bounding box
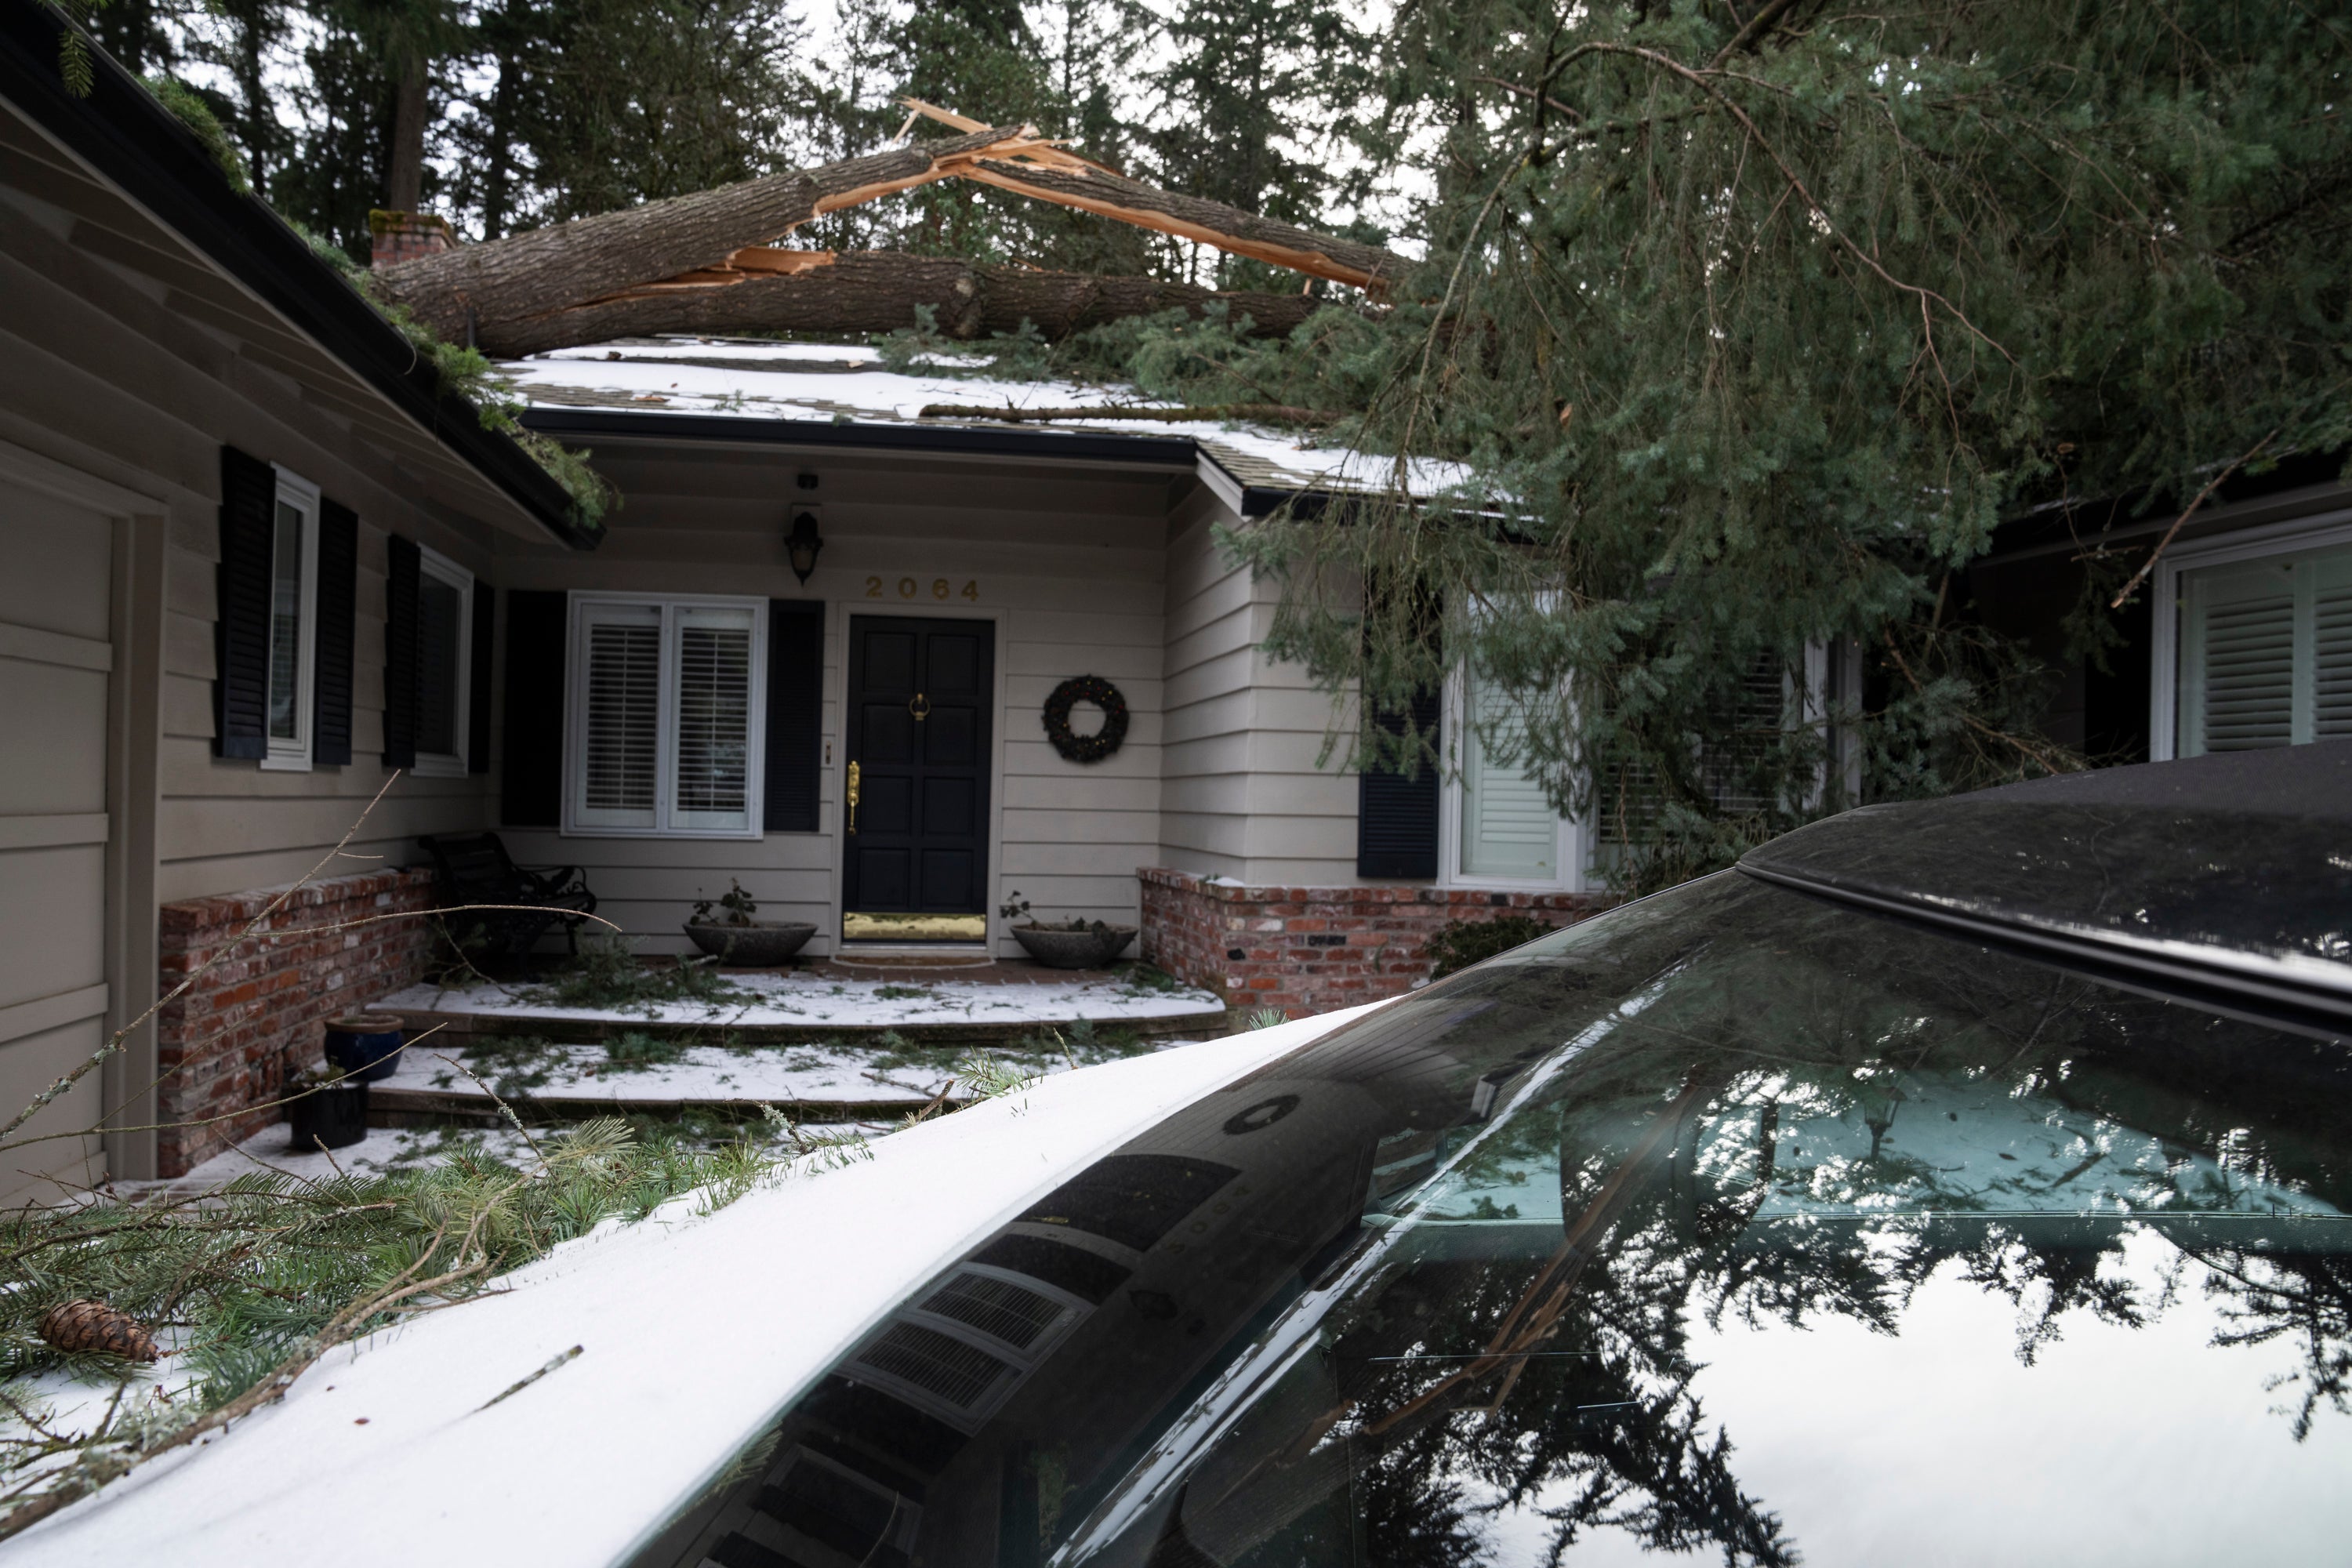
[80,0,2352,888]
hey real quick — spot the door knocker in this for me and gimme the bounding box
[909,693,931,722]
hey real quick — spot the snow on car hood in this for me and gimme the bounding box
[13,1008,1380,1566]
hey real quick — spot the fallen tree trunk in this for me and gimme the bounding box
[374,126,1056,343]
[480,251,1333,357]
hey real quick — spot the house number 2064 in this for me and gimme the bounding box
[867,576,979,602]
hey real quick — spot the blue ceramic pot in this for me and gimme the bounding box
[324,1012,408,1083]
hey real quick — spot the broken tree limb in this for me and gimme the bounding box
[475,252,1334,358]
[373,125,1059,343]
[895,99,1411,295]
[918,402,1344,426]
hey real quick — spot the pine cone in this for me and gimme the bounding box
[38,1299,159,1363]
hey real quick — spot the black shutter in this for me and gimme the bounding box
[383,533,419,768]
[212,447,274,760]
[765,599,826,832]
[311,499,357,766]
[1356,686,1443,879]
[468,584,495,774]
[502,590,567,826]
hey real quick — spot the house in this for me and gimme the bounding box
[0,10,1592,1190]
[5,5,2343,1193]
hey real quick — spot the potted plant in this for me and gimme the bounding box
[286,1066,368,1151]
[1000,891,1136,970]
[683,879,816,967]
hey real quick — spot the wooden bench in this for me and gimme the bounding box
[416,833,597,961]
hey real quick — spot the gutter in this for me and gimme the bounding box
[0,2,597,550]
[519,407,1349,521]
[518,405,1202,470]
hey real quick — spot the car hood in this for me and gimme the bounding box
[12,1007,1380,1566]
[1740,741,2352,1028]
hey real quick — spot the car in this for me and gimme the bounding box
[20,743,2352,1566]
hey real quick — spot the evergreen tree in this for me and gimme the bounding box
[1139,0,1367,286]
[1177,0,2352,891]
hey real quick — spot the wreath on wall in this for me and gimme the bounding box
[1043,675,1129,763]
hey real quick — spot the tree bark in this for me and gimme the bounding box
[386,60,428,214]
[476,252,1334,357]
[374,126,1062,343]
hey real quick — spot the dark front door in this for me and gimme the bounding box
[843,615,994,941]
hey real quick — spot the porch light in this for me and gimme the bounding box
[785,505,824,584]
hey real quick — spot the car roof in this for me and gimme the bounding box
[1740,741,2352,1035]
[10,1014,1372,1566]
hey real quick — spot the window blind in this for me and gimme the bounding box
[1459,673,1556,879]
[568,597,766,837]
[582,613,660,820]
[673,615,753,822]
[2179,543,2352,756]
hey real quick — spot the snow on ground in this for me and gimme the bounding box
[119,1123,544,1196]
[376,968,1225,1029]
[394,1030,1202,1109]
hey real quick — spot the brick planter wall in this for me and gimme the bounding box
[154,869,437,1176]
[1138,867,1602,1020]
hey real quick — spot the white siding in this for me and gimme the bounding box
[1156,492,1380,887]
[494,445,1171,956]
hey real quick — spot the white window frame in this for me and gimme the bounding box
[2149,504,2352,760]
[1438,662,1590,895]
[259,466,321,772]
[411,544,474,778]
[561,590,768,840]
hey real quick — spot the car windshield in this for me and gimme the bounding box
[630,870,2352,1567]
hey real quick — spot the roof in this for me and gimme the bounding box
[506,338,1475,517]
[1740,742,2352,1036]
[0,3,596,549]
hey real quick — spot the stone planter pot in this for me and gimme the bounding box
[683,920,816,967]
[1010,923,1137,970]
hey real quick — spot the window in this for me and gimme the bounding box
[260,469,320,771]
[1452,666,1567,882]
[1443,666,1584,891]
[2175,539,2352,757]
[564,593,766,837]
[412,546,474,776]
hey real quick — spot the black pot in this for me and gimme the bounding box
[324,1012,407,1082]
[288,1080,369,1151]
[1010,924,1138,970]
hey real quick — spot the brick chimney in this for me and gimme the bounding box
[369,209,456,270]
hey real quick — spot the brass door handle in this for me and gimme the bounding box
[846,760,860,835]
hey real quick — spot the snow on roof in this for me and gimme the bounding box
[503,337,1475,505]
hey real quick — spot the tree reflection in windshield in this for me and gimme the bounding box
[635,873,2352,1568]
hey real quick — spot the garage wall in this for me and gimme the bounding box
[1,96,551,1178]
[493,443,1174,956]
[0,176,506,909]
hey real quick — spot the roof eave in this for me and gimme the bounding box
[0,4,597,551]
